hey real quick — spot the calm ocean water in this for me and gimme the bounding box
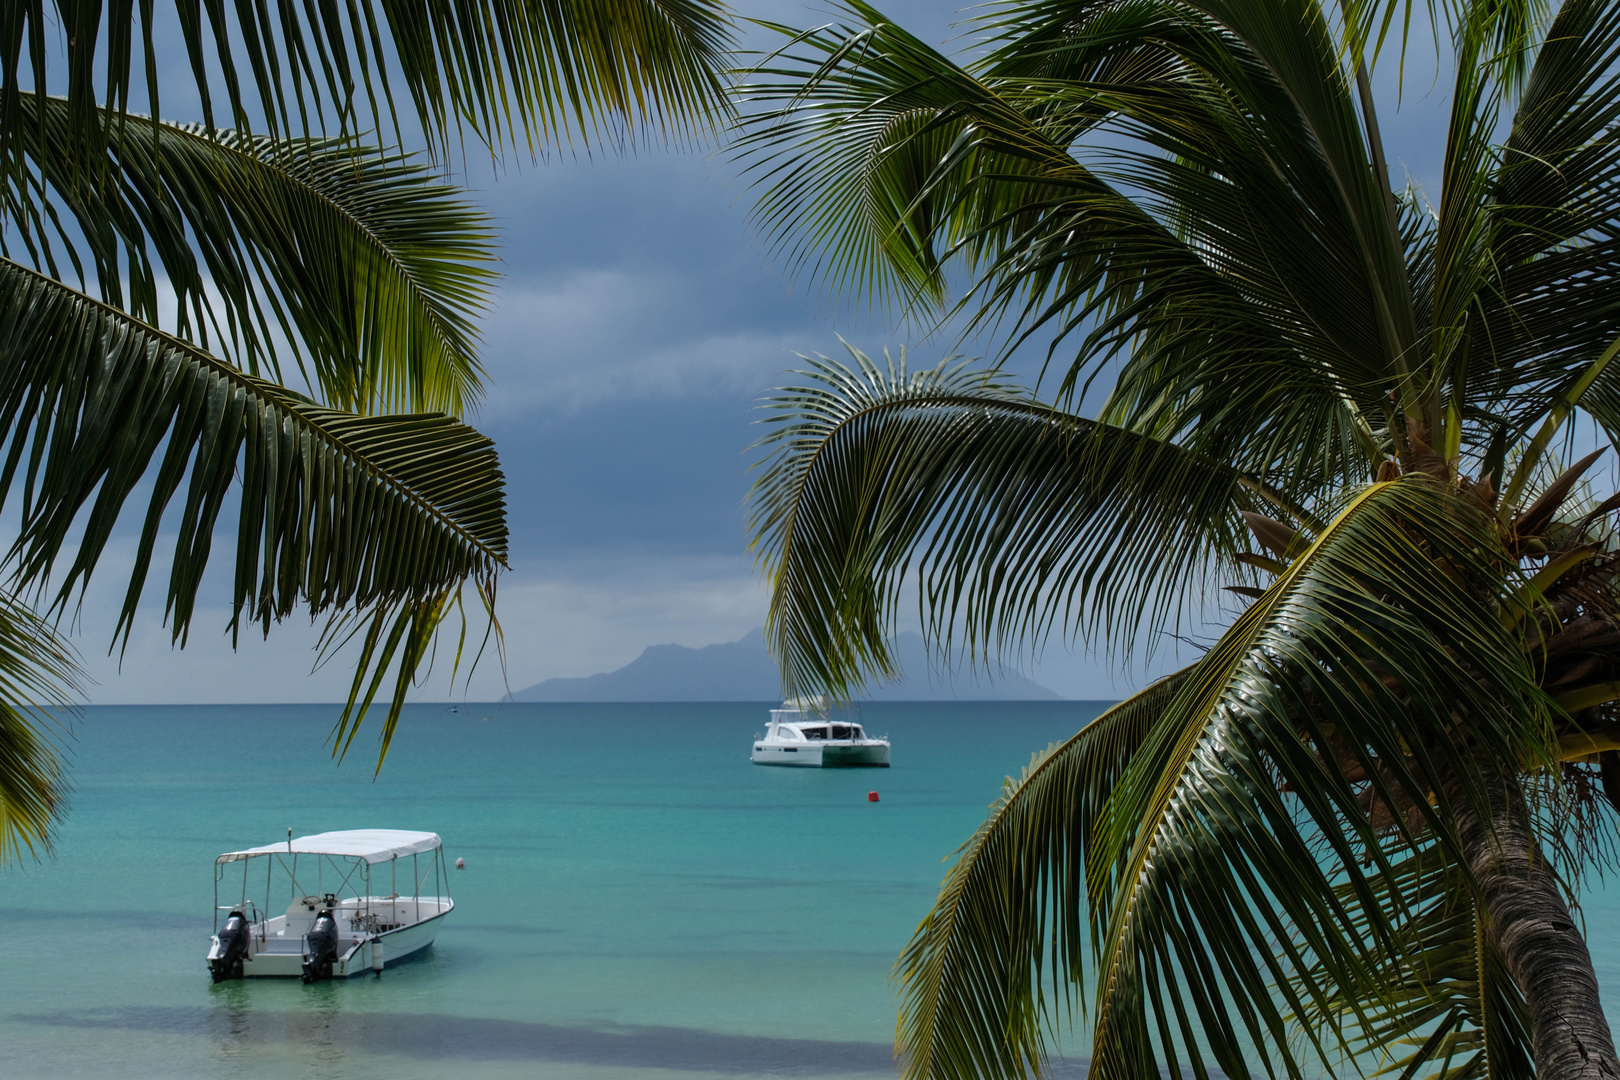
[0,702,1100,1080]
[4,702,1619,1080]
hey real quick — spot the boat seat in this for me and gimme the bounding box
[281,897,320,938]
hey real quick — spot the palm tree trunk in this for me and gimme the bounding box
[1458,773,1618,1080]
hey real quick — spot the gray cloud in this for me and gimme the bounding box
[33,2,1461,709]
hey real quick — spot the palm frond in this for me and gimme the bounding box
[0,588,82,864]
[731,10,990,314]
[977,0,1425,429]
[896,673,1189,1080]
[1082,478,1547,1080]
[734,1,1410,493]
[0,258,506,761]
[738,3,1620,1076]
[0,0,733,165]
[748,344,1254,700]
[1482,0,1620,442]
[1339,0,1550,90]
[1298,845,1534,1080]
[3,97,496,416]
[895,478,1551,1080]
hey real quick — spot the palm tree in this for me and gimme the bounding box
[0,0,731,863]
[736,1,1620,1078]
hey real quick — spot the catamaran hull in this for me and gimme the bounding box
[751,742,890,767]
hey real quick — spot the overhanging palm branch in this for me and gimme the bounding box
[895,477,1552,1080]
[3,96,497,415]
[750,346,1257,698]
[898,673,1189,1080]
[1488,0,1620,443]
[1,0,733,165]
[0,257,507,763]
[0,591,81,864]
[737,0,1620,490]
[1295,847,1534,1080]
[0,0,736,864]
[734,7,1011,313]
[734,0,1405,502]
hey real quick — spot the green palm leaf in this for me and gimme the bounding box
[4,96,496,415]
[0,590,82,864]
[1082,478,1546,1080]
[735,1,1403,498]
[734,6,1011,313]
[1,0,733,165]
[1297,845,1534,1080]
[0,257,506,763]
[0,0,734,862]
[1486,0,1620,443]
[737,0,1620,491]
[742,1,1620,1075]
[894,477,1553,1080]
[897,672,1188,1080]
[749,345,1256,699]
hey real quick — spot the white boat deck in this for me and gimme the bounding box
[222,896,453,976]
[208,830,454,980]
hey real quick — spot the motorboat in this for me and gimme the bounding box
[751,698,890,767]
[206,829,453,982]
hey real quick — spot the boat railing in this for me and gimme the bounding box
[347,912,404,935]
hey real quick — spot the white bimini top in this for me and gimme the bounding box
[216,829,441,864]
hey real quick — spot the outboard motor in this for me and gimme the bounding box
[208,910,251,983]
[301,909,340,983]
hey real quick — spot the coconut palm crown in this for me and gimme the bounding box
[737,1,1620,1078]
[0,0,732,863]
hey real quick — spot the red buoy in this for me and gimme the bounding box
[867,791,880,802]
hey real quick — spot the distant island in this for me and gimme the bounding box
[511,629,1061,702]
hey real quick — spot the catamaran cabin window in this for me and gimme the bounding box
[774,727,801,740]
[830,725,852,739]
[802,727,829,740]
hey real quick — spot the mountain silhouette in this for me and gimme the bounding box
[511,630,1060,701]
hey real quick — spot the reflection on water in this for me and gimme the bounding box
[212,984,254,1073]
[20,1005,895,1073]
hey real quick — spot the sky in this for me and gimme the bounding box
[53,1,1468,707]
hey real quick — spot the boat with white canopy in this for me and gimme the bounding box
[751,698,890,767]
[206,829,453,982]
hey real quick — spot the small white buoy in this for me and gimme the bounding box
[455,857,465,869]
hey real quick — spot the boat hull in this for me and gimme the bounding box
[212,898,452,979]
[751,741,890,767]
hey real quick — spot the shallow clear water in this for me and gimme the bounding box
[0,702,1105,1079]
[7,702,1620,1080]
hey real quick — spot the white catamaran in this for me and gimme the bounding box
[751,699,891,767]
[206,829,453,982]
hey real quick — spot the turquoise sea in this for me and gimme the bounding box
[0,702,1100,1080]
[4,702,1619,1080]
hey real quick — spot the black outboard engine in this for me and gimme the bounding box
[209,910,251,983]
[301,909,340,983]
